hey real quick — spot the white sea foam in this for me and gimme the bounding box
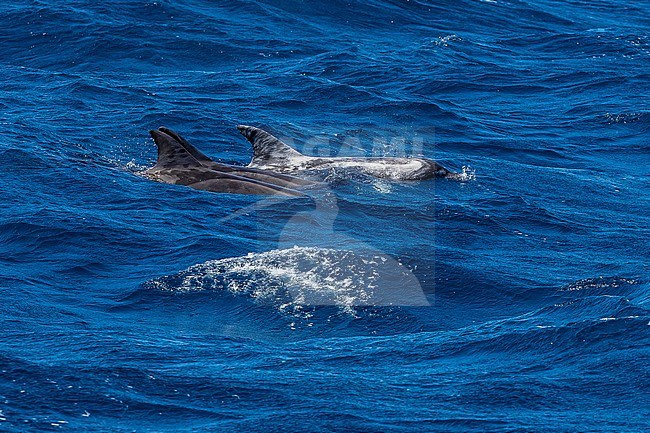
[433,34,463,47]
[454,165,476,182]
[372,180,393,193]
[149,246,429,308]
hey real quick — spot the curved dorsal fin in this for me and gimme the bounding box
[158,127,214,164]
[237,125,303,165]
[150,129,202,168]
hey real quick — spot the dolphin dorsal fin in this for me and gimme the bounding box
[150,129,202,168]
[237,125,302,165]
[158,127,214,164]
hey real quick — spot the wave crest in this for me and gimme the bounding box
[145,246,429,309]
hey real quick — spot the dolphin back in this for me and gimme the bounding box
[149,129,203,168]
[158,127,214,164]
[237,125,303,166]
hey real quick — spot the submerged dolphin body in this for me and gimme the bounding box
[237,125,457,180]
[142,127,315,196]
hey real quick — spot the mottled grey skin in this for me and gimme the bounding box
[237,125,457,181]
[142,127,315,196]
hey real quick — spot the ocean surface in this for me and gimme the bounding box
[1,0,649,431]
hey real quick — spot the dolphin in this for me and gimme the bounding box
[142,127,315,196]
[236,125,457,180]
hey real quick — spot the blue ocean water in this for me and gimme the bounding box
[1,0,649,431]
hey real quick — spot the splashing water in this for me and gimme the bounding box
[146,246,430,310]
